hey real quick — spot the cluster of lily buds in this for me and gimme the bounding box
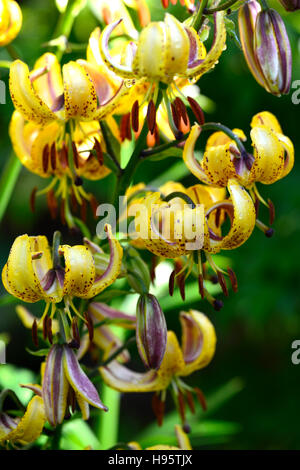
[238,1,292,96]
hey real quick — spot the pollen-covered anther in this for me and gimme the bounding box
[198,274,205,299]
[152,392,165,427]
[217,270,229,297]
[30,187,38,213]
[120,113,132,141]
[71,318,81,349]
[187,97,205,125]
[50,142,57,171]
[147,99,156,135]
[47,189,58,220]
[169,269,176,296]
[194,387,207,411]
[268,199,275,225]
[227,267,238,293]
[42,144,49,174]
[177,390,186,424]
[32,319,39,348]
[131,100,139,133]
[85,312,94,341]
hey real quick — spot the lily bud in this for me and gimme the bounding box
[239,3,292,96]
[278,0,300,11]
[136,294,167,370]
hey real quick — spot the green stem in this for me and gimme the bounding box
[140,135,186,159]
[53,0,86,61]
[0,60,12,69]
[201,122,247,156]
[5,44,20,61]
[192,0,209,31]
[97,327,127,449]
[163,191,196,208]
[0,153,22,224]
[204,0,240,13]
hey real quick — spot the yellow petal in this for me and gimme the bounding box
[277,133,294,179]
[33,53,64,116]
[63,61,97,120]
[183,124,213,185]
[164,13,190,80]
[2,235,46,302]
[250,111,282,134]
[30,121,63,178]
[175,424,192,450]
[9,60,57,125]
[6,396,46,445]
[187,11,226,80]
[61,245,96,297]
[202,141,237,186]
[206,128,246,149]
[179,310,216,377]
[209,179,256,252]
[0,0,22,47]
[9,111,39,174]
[133,21,166,81]
[83,224,123,298]
[16,305,59,333]
[250,126,284,184]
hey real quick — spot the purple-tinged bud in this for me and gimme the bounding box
[239,3,292,96]
[136,294,167,370]
[278,0,300,11]
[254,9,292,95]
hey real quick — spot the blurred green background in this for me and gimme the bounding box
[0,0,300,450]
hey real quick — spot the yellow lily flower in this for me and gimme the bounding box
[0,396,46,446]
[2,225,123,320]
[183,112,294,189]
[0,0,22,47]
[9,52,129,126]
[100,310,216,425]
[100,12,226,84]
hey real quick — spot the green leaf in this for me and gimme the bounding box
[146,147,183,162]
[25,348,50,357]
[60,418,102,450]
[0,364,37,405]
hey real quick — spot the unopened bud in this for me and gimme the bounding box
[136,294,167,370]
[278,0,300,11]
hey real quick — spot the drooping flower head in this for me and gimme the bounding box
[0,0,22,46]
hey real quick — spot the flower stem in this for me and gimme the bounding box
[192,0,209,31]
[0,153,22,224]
[201,122,247,156]
[53,0,86,61]
[97,327,127,449]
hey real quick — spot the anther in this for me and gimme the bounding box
[71,318,81,349]
[198,274,205,299]
[131,100,139,133]
[42,144,49,174]
[89,195,99,219]
[217,271,229,297]
[194,387,207,411]
[187,96,205,125]
[120,113,132,141]
[147,99,156,135]
[85,312,94,342]
[177,390,186,423]
[227,267,238,293]
[174,97,188,126]
[186,390,196,414]
[268,199,275,225]
[169,270,176,296]
[72,141,79,169]
[256,219,274,238]
[47,189,58,220]
[152,392,165,427]
[50,142,57,171]
[31,319,39,348]
[94,138,104,165]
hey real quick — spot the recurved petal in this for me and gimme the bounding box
[9,111,39,174]
[89,302,136,329]
[63,61,97,120]
[83,224,123,298]
[250,111,282,133]
[62,345,108,411]
[5,396,46,445]
[179,310,216,377]
[33,53,64,114]
[133,21,166,81]
[42,345,69,427]
[9,60,57,125]
[250,126,284,184]
[0,413,18,443]
[61,245,95,297]
[29,235,63,303]
[187,12,226,79]
[164,13,190,79]
[183,124,213,185]
[99,360,163,392]
[2,235,46,302]
[202,141,237,186]
[209,179,256,251]
[277,133,294,179]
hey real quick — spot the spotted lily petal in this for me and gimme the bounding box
[2,235,50,303]
[61,245,96,298]
[42,345,69,426]
[63,61,97,120]
[83,224,123,298]
[250,126,284,184]
[0,0,22,47]
[9,60,57,125]
[183,124,213,185]
[4,396,46,445]
[187,12,226,79]
[179,310,216,377]
[32,53,64,115]
[208,179,256,252]
[62,345,108,412]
